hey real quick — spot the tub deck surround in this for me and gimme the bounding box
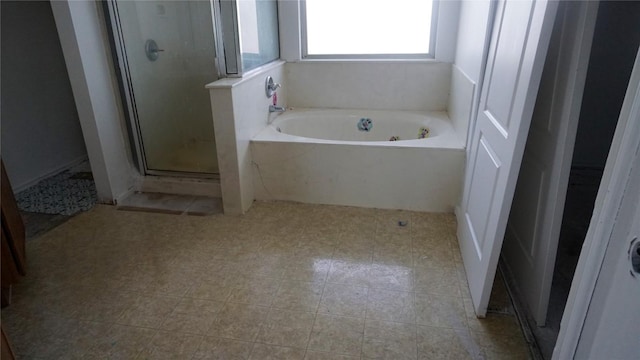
[251,109,465,212]
[208,61,467,215]
[207,61,287,215]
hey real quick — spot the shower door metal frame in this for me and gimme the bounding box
[102,0,223,179]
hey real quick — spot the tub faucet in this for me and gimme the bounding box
[269,105,286,113]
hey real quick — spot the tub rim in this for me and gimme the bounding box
[255,108,466,149]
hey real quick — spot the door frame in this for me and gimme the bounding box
[102,0,147,177]
[554,45,640,358]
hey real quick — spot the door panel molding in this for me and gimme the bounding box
[457,0,558,317]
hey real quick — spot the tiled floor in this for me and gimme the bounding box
[2,201,530,359]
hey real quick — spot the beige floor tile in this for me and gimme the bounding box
[227,280,282,306]
[374,231,412,247]
[63,320,114,353]
[117,296,181,328]
[362,319,417,359]
[5,201,531,360]
[75,296,137,323]
[411,212,456,234]
[304,350,360,360]
[417,325,481,359]
[161,311,217,335]
[249,344,306,360]
[282,258,332,283]
[415,293,467,329]
[295,239,337,259]
[456,264,473,299]
[413,265,461,297]
[327,260,372,287]
[412,244,454,268]
[376,210,413,233]
[231,257,288,279]
[142,277,201,298]
[367,263,414,291]
[337,231,376,247]
[333,241,374,263]
[193,337,253,360]
[318,283,369,318]
[137,330,203,359]
[471,330,530,358]
[308,314,365,356]
[366,289,416,324]
[256,308,315,348]
[372,242,414,267]
[271,280,325,312]
[186,279,235,302]
[26,335,85,359]
[173,297,225,316]
[90,324,156,358]
[482,350,531,359]
[261,240,298,258]
[208,302,269,341]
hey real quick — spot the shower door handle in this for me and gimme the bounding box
[145,39,164,61]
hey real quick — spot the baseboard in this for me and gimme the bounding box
[13,155,89,193]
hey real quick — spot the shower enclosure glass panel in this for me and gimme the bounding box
[114,1,219,174]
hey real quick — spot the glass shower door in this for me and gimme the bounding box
[114,1,219,174]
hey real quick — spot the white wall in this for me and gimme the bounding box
[1,1,87,192]
[453,1,494,85]
[51,0,137,204]
[208,61,287,214]
[285,62,451,111]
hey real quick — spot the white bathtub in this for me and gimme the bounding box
[251,108,465,212]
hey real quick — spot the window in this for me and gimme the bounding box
[302,0,437,59]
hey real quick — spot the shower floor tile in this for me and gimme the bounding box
[1,201,531,359]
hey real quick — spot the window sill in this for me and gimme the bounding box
[291,58,446,64]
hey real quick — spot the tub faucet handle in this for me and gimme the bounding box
[265,76,280,98]
[269,105,286,113]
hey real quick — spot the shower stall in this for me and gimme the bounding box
[104,0,279,178]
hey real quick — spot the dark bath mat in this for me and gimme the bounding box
[16,170,98,216]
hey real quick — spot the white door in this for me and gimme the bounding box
[577,148,640,359]
[502,1,598,326]
[572,46,640,360]
[457,0,558,317]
